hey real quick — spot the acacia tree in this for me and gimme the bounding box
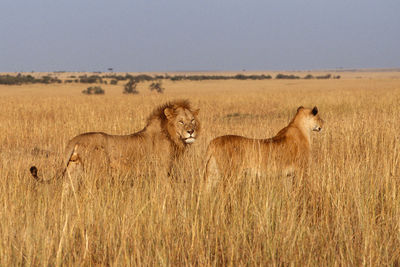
[149,80,164,93]
[123,79,139,94]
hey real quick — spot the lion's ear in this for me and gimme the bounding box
[164,108,175,120]
[297,106,304,112]
[192,108,199,116]
[311,106,318,116]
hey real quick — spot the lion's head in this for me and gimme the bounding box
[296,106,324,132]
[149,100,200,149]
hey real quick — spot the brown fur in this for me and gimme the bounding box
[30,99,200,183]
[204,106,323,189]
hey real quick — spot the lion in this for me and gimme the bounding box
[204,106,323,190]
[30,99,200,184]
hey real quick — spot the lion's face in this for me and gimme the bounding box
[309,106,324,132]
[164,106,200,145]
[297,106,324,132]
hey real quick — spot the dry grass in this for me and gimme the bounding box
[1,71,400,265]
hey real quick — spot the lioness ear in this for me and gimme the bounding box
[164,108,174,120]
[297,106,304,112]
[311,106,318,116]
[192,108,199,116]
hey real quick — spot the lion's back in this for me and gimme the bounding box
[67,132,109,149]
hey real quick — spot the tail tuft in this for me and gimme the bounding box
[30,166,39,180]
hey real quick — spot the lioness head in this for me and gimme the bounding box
[163,103,200,146]
[297,106,324,132]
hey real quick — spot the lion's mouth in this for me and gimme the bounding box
[184,137,196,144]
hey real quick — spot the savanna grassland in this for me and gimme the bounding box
[1,70,400,266]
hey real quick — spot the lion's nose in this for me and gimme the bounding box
[187,129,194,135]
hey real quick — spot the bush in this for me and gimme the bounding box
[316,74,331,79]
[102,74,128,81]
[79,75,103,83]
[249,74,272,80]
[82,86,105,95]
[123,79,139,94]
[275,73,300,79]
[124,74,154,82]
[0,75,25,85]
[149,80,164,93]
[234,74,247,80]
[40,75,62,84]
[304,74,314,79]
[110,80,118,85]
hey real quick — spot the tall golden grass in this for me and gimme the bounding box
[1,71,400,265]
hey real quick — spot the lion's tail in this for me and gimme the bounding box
[29,144,78,184]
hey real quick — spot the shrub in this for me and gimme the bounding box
[170,75,185,81]
[275,73,300,79]
[304,74,314,79]
[40,76,60,84]
[248,74,272,80]
[316,74,331,79]
[110,80,118,85]
[125,74,154,82]
[102,74,127,81]
[0,75,24,85]
[234,74,247,80]
[149,80,164,93]
[82,86,105,95]
[79,75,103,83]
[123,79,139,94]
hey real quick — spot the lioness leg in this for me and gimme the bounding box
[204,155,220,191]
[61,148,84,205]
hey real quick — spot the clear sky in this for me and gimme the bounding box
[0,0,399,72]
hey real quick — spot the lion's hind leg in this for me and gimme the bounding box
[66,145,84,177]
[204,152,221,192]
[60,144,86,209]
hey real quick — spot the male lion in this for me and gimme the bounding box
[204,106,323,189]
[30,99,200,183]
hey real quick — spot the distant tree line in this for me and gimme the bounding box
[0,74,62,85]
[0,72,340,86]
[168,74,273,81]
[275,73,340,79]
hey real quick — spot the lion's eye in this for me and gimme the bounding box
[178,121,184,125]
[191,119,196,124]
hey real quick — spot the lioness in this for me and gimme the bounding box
[204,106,323,189]
[30,99,200,183]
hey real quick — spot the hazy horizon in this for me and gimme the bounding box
[1,0,399,72]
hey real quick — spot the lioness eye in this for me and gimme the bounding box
[179,121,184,125]
[191,119,195,124]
